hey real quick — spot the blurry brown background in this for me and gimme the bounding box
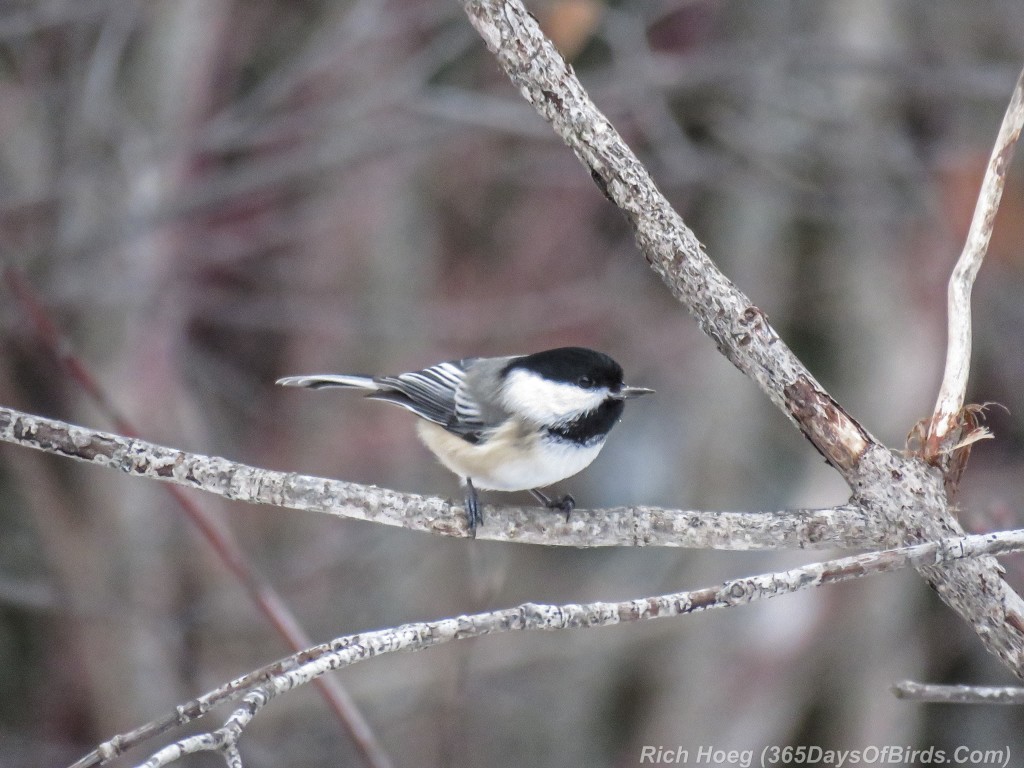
[2,1,1024,766]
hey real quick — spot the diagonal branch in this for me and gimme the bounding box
[927,67,1024,459]
[462,0,873,476]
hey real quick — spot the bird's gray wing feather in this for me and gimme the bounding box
[373,359,486,437]
[278,357,514,440]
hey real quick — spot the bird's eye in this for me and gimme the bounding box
[577,375,594,388]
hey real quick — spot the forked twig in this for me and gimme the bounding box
[94,526,1024,768]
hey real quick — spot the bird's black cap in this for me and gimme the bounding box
[503,347,625,390]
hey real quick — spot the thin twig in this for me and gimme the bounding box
[927,67,1024,458]
[0,404,886,550]
[893,680,1024,705]
[119,526,1024,768]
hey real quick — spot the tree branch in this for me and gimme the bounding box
[893,680,1024,705]
[81,526,1024,768]
[459,0,1024,680]
[0,404,885,549]
[462,0,873,475]
[6,6,1024,765]
[927,67,1024,457]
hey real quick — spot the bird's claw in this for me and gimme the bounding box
[530,489,576,523]
[549,493,575,523]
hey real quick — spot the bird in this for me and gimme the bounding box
[277,346,653,536]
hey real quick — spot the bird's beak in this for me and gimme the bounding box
[617,386,655,399]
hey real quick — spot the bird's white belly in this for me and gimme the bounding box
[473,436,605,491]
[416,420,605,491]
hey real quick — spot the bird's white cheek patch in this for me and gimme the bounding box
[501,370,607,424]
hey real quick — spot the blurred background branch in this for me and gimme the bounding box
[1,265,392,768]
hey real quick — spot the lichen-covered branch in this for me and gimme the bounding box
[0,404,884,550]
[84,526,1024,768]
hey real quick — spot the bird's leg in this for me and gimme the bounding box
[529,488,576,523]
[464,478,482,537]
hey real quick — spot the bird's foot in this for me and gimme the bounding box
[529,489,576,523]
[465,479,483,538]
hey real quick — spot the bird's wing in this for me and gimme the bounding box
[372,359,486,438]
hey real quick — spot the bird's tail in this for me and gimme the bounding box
[275,374,380,390]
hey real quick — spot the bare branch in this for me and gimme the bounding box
[461,0,874,476]
[893,680,1024,705]
[0,404,885,550]
[459,0,1024,681]
[927,67,1024,456]
[85,525,1024,768]
[133,732,236,768]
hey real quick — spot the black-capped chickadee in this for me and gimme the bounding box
[277,346,653,536]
